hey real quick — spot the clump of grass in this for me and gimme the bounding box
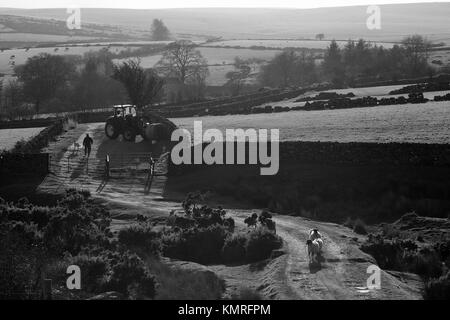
[353,218,368,235]
[146,258,225,300]
[361,235,444,279]
[343,217,368,235]
[343,216,354,228]
[231,287,263,300]
[63,117,78,131]
[424,271,450,300]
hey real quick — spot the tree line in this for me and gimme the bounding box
[258,34,435,89]
[0,39,209,118]
[0,33,436,117]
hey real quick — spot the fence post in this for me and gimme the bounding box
[149,155,155,176]
[105,154,110,179]
[43,279,52,300]
[46,153,50,174]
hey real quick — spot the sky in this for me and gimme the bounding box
[0,0,449,9]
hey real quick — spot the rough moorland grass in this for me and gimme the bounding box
[0,190,158,300]
[361,235,445,279]
[230,287,263,300]
[146,258,225,300]
[424,271,450,300]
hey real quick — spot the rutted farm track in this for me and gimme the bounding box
[38,123,424,299]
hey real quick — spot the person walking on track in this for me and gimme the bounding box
[83,134,93,158]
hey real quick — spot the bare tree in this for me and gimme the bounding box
[226,57,251,95]
[401,34,432,76]
[156,40,209,85]
[113,58,163,108]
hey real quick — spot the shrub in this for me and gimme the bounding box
[231,287,263,300]
[0,222,44,299]
[424,271,450,300]
[163,224,229,264]
[118,223,161,255]
[147,258,225,300]
[353,218,367,235]
[244,213,258,228]
[179,193,235,231]
[30,206,53,229]
[58,190,87,210]
[361,237,417,270]
[245,227,283,262]
[103,251,156,299]
[343,217,354,228]
[404,247,443,279]
[43,209,110,255]
[361,236,444,278]
[69,254,108,293]
[221,233,247,263]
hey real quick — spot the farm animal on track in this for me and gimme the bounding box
[309,228,322,241]
[72,142,80,153]
[306,238,323,263]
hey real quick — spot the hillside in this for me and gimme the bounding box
[1,3,450,42]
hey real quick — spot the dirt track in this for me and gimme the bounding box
[38,123,424,300]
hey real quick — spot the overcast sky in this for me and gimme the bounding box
[0,0,448,9]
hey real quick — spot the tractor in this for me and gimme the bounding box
[104,105,173,142]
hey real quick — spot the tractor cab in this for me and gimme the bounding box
[113,105,136,118]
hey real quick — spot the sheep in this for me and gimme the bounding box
[306,238,323,263]
[309,228,322,241]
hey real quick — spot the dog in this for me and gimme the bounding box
[306,238,323,263]
[73,142,80,153]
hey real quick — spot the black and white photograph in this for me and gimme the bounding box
[0,0,449,308]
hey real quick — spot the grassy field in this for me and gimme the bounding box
[0,45,143,75]
[0,33,98,43]
[114,47,281,85]
[202,39,396,49]
[171,101,450,144]
[0,127,45,151]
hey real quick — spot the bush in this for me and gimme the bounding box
[43,209,110,255]
[343,217,354,228]
[353,218,368,235]
[163,224,229,264]
[404,247,443,279]
[231,287,263,300]
[179,193,235,231]
[361,236,444,278]
[424,271,450,300]
[221,233,247,263]
[0,220,45,299]
[245,227,283,262]
[103,251,156,299]
[118,223,161,256]
[147,258,225,300]
[69,254,108,293]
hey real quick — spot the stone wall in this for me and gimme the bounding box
[168,141,450,176]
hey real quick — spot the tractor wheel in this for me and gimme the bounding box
[123,127,136,142]
[105,121,119,139]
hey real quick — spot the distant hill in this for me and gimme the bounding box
[1,3,450,42]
